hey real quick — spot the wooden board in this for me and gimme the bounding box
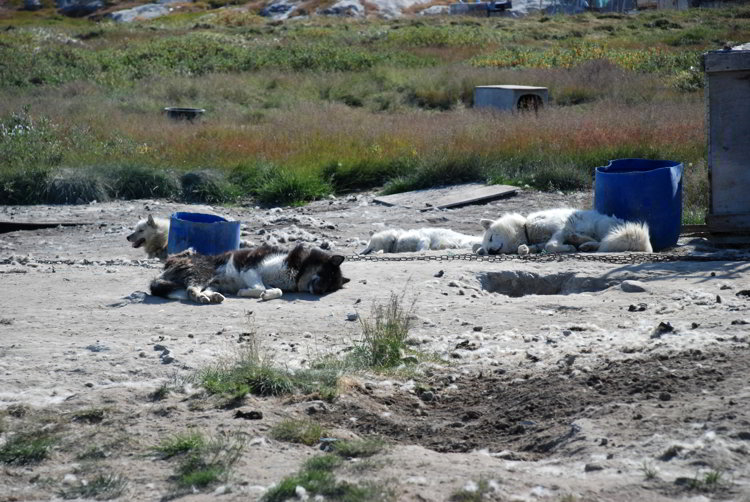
[0,221,91,234]
[373,184,518,210]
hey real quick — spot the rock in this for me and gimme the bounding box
[650,321,674,338]
[419,391,435,402]
[472,326,483,332]
[260,1,295,17]
[108,4,169,23]
[621,280,647,293]
[57,0,103,17]
[658,392,672,401]
[234,410,263,420]
[24,0,43,11]
[735,431,750,440]
[420,5,450,15]
[319,0,364,16]
[434,270,444,278]
[584,463,604,472]
[628,303,647,312]
[731,319,749,325]
[346,312,358,321]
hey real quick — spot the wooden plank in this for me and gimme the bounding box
[373,184,518,210]
[706,213,750,233]
[0,221,91,234]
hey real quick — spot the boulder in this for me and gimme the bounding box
[319,0,364,17]
[108,4,170,23]
[420,5,450,15]
[24,0,43,11]
[259,1,296,18]
[57,0,103,17]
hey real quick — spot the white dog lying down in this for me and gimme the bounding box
[476,208,652,255]
[361,227,482,254]
[127,214,253,260]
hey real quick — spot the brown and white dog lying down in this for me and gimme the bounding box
[149,244,350,304]
[127,214,253,260]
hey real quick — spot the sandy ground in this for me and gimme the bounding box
[1,188,750,502]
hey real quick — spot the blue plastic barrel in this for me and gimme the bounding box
[594,159,683,251]
[167,212,240,256]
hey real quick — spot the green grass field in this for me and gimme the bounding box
[2,3,749,220]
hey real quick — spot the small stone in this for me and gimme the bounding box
[621,280,647,293]
[658,392,672,401]
[472,326,483,332]
[85,382,94,388]
[731,319,749,325]
[419,391,435,402]
[234,410,263,420]
[650,321,674,338]
[735,431,750,440]
[628,303,647,312]
[346,313,358,321]
[584,463,604,472]
[691,322,700,329]
[62,473,77,484]
[153,344,167,351]
[160,356,174,364]
[716,294,722,304]
[434,270,444,278]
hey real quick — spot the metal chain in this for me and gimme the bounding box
[343,251,750,264]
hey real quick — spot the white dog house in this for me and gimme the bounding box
[703,46,750,235]
[474,85,549,112]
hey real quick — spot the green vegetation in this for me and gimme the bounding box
[0,430,57,465]
[262,454,391,502]
[199,339,339,402]
[59,473,128,500]
[270,419,328,447]
[450,479,495,502]
[154,431,243,492]
[1,6,745,219]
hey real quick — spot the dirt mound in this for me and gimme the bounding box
[326,347,750,456]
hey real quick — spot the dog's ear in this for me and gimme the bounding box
[147,214,157,228]
[480,218,494,230]
[342,277,351,284]
[330,255,345,267]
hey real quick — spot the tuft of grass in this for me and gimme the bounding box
[0,431,57,465]
[350,291,415,370]
[253,167,332,206]
[71,407,107,424]
[331,437,386,459]
[154,431,206,459]
[155,431,243,492]
[641,461,658,480]
[450,479,494,502]
[270,419,328,447]
[200,338,339,401]
[262,454,390,502]
[59,473,127,500]
[180,170,238,204]
[106,164,180,200]
[44,168,109,204]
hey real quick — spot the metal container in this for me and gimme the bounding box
[474,85,548,112]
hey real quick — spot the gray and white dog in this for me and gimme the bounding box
[149,244,350,304]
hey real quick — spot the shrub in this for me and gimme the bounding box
[44,168,110,204]
[180,170,238,204]
[106,164,180,200]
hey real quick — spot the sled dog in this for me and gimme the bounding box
[360,227,482,254]
[149,244,350,304]
[127,214,170,260]
[476,208,652,255]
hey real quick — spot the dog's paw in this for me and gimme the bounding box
[260,288,283,301]
[238,288,264,298]
[207,292,225,303]
[517,244,530,256]
[578,241,600,253]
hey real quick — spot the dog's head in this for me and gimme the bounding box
[127,214,161,249]
[476,213,528,255]
[359,229,401,255]
[296,247,350,294]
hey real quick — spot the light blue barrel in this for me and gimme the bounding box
[594,159,683,251]
[167,212,240,256]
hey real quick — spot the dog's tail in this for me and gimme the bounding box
[599,222,653,253]
[150,278,185,298]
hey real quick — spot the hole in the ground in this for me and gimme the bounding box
[478,271,622,297]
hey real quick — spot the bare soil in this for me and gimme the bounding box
[1,188,749,502]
